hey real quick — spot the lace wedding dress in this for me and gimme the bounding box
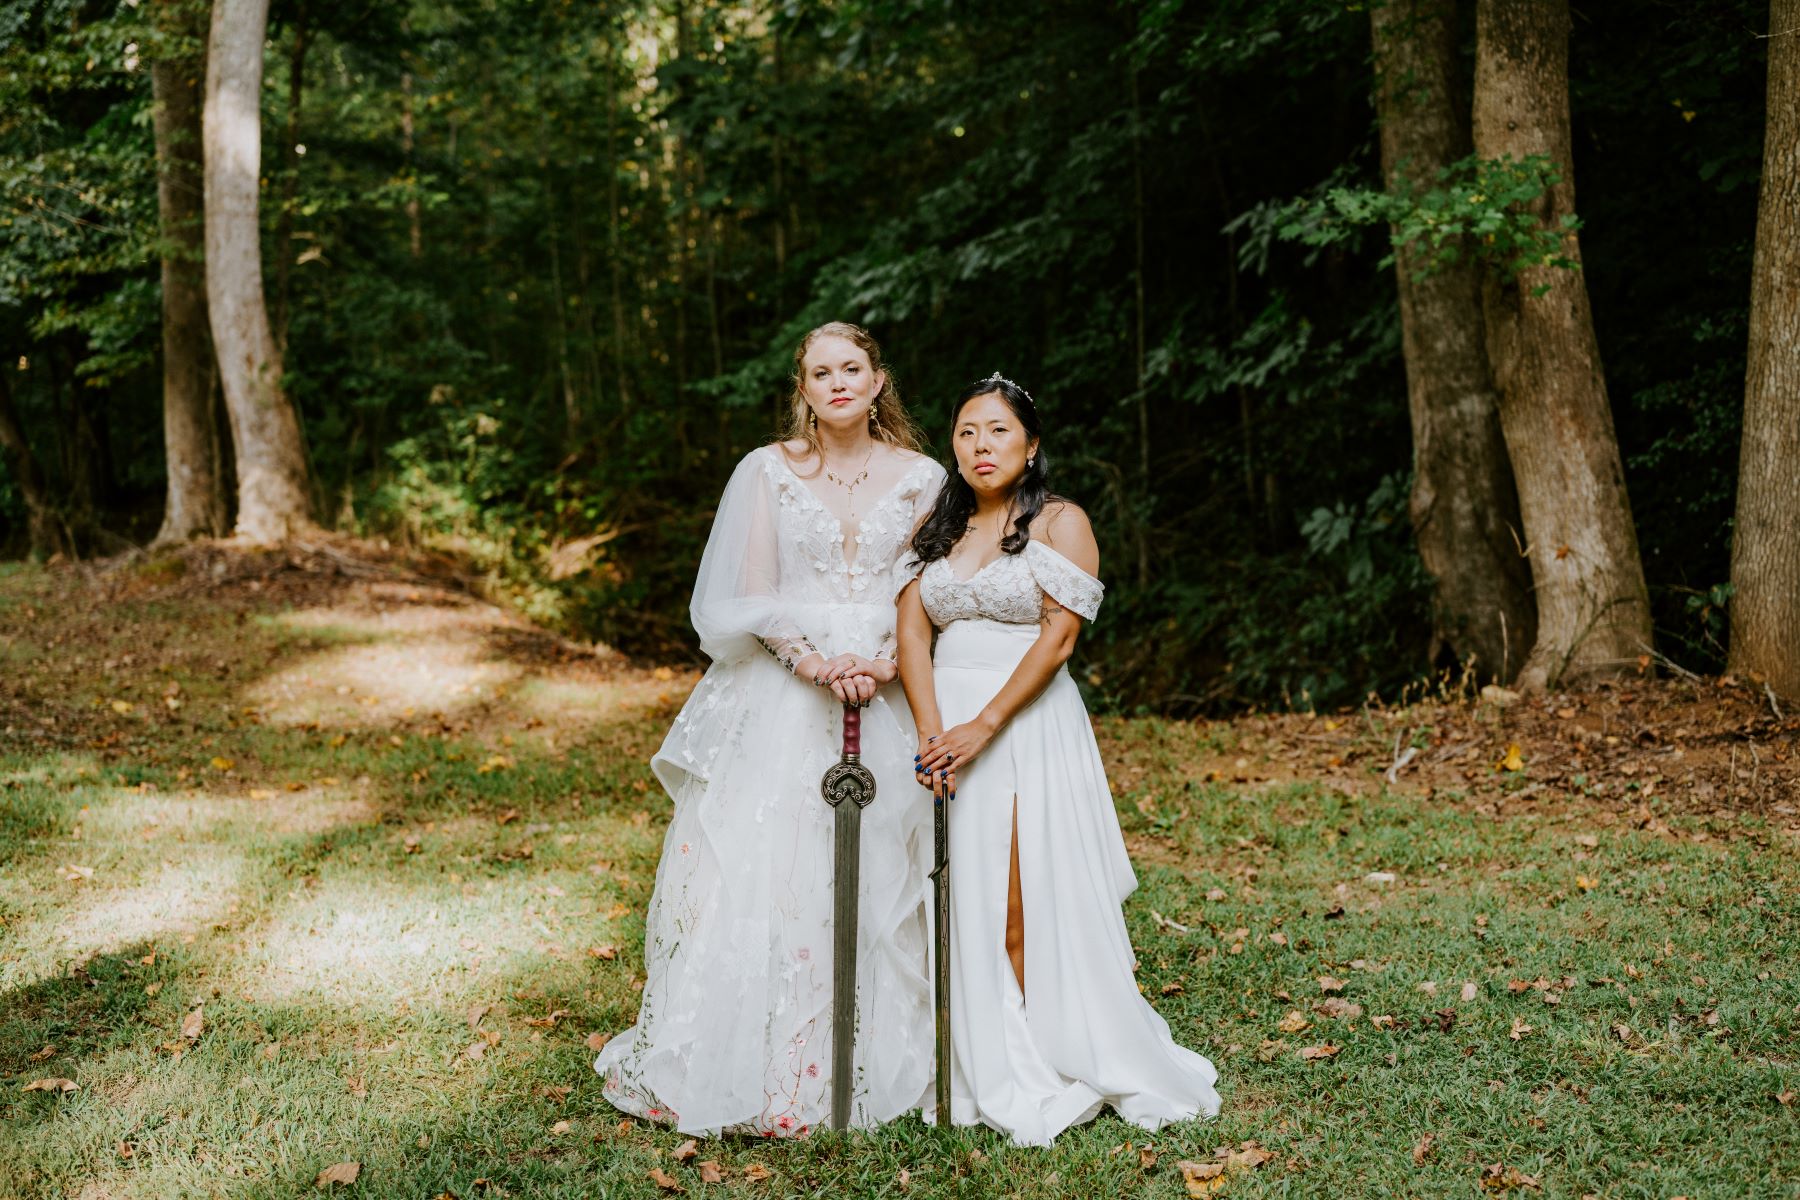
[918,540,1222,1145]
[596,445,945,1136]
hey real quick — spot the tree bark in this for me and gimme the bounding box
[272,7,308,353]
[205,0,314,542]
[1471,0,1651,689]
[0,368,70,559]
[1729,0,1800,701]
[1372,0,1534,681]
[151,0,226,544]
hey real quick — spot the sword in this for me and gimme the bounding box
[820,700,876,1130]
[930,770,952,1127]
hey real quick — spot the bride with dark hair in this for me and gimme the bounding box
[896,374,1221,1146]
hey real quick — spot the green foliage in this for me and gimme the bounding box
[1275,153,1582,288]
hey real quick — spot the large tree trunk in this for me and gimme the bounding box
[204,0,313,542]
[1729,0,1800,701]
[1372,0,1534,681]
[0,368,70,560]
[152,0,226,545]
[1471,0,1652,690]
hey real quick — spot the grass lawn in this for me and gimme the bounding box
[1,557,1795,1199]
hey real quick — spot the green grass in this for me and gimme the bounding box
[0,562,1795,1198]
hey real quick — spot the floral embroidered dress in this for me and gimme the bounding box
[597,444,945,1136]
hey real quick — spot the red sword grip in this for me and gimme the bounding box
[842,703,862,756]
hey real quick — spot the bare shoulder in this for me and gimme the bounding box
[1034,500,1098,574]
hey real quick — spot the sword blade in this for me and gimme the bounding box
[830,797,862,1130]
[931,795,952,1128]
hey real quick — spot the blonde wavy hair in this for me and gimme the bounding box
[779,322,926,458]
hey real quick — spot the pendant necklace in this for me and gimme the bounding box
[824,444,874,495]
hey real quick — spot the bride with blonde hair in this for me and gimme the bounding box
[596,322,945,1136]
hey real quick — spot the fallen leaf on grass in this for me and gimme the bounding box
[1139,1147,1158,1170]
[1434,1009,1458,1032]
[145,982,163,996]
[1317,975,1346,994]
[1461,981,1479,1002]
[1412,1132,1436,1165]
[1369,1014,1396,1030]
[672,1139,698,1161]
[741,1163,772,1182]
[28,1045,54,1063]
[22,1078,77,1093]
[523,1009,573,1029]
[181,1006,204,1041]
[1269,931,1288,947]
[1277,1010,1310,1034]
[586,1031,611,1052]
[648,1167,683,1192]
[549,1120,571,1135]
[1177,1160,1226,1197]
[315,1162,361,1188]
[1777,1091,1795,1106]
[1479,1163,1541,1192]
[698,1161,724,1183]
[467,1003,490,1030]
[1363,871,1396,884]
[1575,875,1597,891]
[1497,744,1524,772]
[1160,982,1185,996]
[1316,998,1362,1021]
[211,757,234,772]
[1509,1018,1533,1041]
[1418,980,1438,996]
[59,864,94,882]
[589,945,619,960]
[1298,1044,1341,1061]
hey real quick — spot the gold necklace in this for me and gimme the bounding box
[824,445,874,494]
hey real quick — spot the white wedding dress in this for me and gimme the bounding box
[596,445,945,1136]
[919,540,1222,1146]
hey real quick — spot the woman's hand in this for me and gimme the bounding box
[913,731,951,798]
[915,715,997,798]
[801,653,893,705]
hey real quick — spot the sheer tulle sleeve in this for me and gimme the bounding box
[690,449,819,670]
[1024,540,1104,622]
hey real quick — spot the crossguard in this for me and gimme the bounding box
[821,704,877,809]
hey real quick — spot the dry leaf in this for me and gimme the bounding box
[1461,981,1479,1002]
[59,864,94,882]
[1317,997,1362,1021]
[672,1139,698,1162]
[1139,1146,1158,1170]
[181,1006,204,1041]
[1776,1091,1795,1106]
[549,1120,571,1135]
[1228,1146,1274,1170]
[1277,1010,1310,1034]
[1418,980,1439,996]
[1369,1014,1396,1030]
[698,1161,724,1184]
[1412,1132,1436,1165]
[741,1163,773,1182]
[1479,1163,1541,1192]
[1298,1043,1341,1060]
[590,945,619,961]
[1317,975,1346,994]
[648,1167,683,1192]
[1160,982,1185,996]
[1576,876,1597,891]
[1178,1160,1226,1197]
[316,1161,361,1188]
[467,1003,490,1030]
[1269,931,1288,947]
[1509,1017,1533,1041]
[28,1045,54,1063]
[22,1078,77,1093]
[1498,744,1524,772]
[211,757,234,772]
[585,1031,611,1052]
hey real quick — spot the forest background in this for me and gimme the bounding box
[1,0,1791,712]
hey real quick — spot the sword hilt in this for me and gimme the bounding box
[842,702,862,758]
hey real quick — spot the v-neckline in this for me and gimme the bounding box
[940,553,1009,585]
[771,450,928,570]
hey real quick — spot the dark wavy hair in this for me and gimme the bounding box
[911,374,1055,565]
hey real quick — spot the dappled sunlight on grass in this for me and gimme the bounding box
[244,637,525,729]
[2,851,247,985]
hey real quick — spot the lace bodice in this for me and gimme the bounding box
[919,540,1104,627]
[761,448,941,605]
[686,446,944,670]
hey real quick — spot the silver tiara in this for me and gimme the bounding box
[983,372,1036,407]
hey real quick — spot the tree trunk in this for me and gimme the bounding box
[1372,0,1534,681]
[205,0,313,542]
[272,8,308,353]
[1729,0,1800,701]
[1471,0,1651,690]
[151,0,226,544]
[0,368,70,559]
